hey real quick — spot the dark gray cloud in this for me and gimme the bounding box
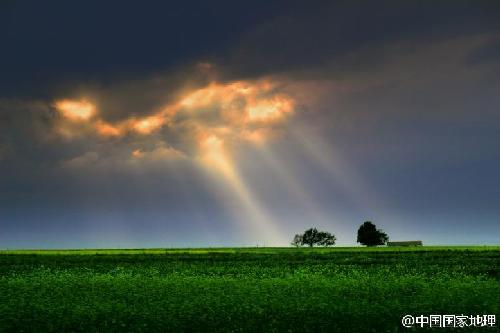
[0,0,286,99]
[220,0,500,79]
[2,0,499,98]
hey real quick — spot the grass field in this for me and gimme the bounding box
[0,246,499,332]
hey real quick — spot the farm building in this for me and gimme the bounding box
[387,241,423,247]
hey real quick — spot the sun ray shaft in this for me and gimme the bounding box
[199,135,286,245]
[255,146,333,226]
[290,125,388,216]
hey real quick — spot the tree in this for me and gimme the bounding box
[302,228,319,247]
[291,228,336,247]
[317,231,336,246]
[357,221,388,246]
[291,234,303,247]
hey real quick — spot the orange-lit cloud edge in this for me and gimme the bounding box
[53,78,295,164]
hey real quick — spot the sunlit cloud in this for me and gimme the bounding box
[198,135,232,173]
[246,96,293,123]
[130,142,186,162]
[130,115,167,135]
[95,120,123,137]
[53,76,296,162]
[131,149,144,158]
[54,99,97,122]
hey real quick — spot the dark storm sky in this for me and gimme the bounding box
[1,0,499,248]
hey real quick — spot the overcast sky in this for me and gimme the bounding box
[1,0,499,248]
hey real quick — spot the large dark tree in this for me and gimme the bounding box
[357,221,389,246]
[291,228,336,247]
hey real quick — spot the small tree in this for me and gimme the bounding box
[292,228,336,247]
[291,234,303,247]
[357,221,388,246]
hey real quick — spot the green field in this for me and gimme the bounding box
[0,247,499,332]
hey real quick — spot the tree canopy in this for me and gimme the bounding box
[291,228,336,247]
[356,221,388,246]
